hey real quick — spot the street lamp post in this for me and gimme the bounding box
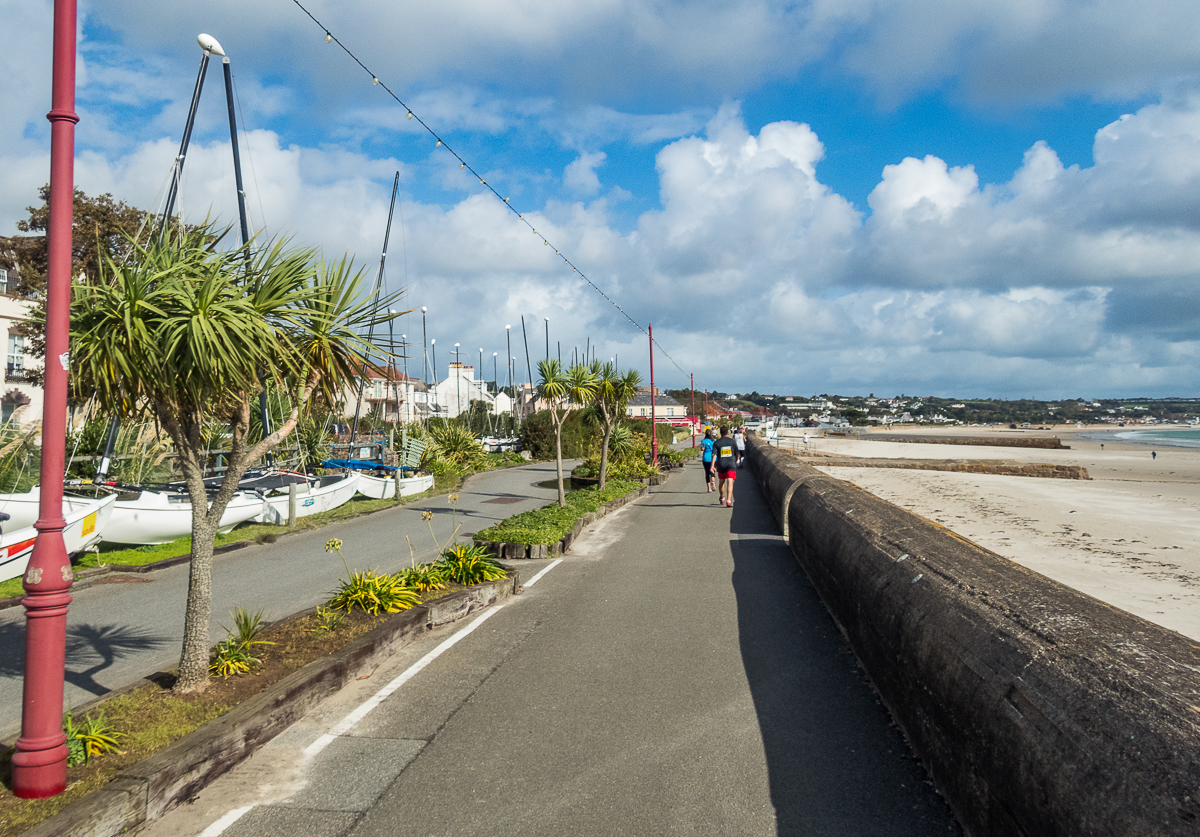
[399,327,408,424]
[544,317,550,361]
[430,338,437,415]
[505,325,512,418]
[14,0,78,799]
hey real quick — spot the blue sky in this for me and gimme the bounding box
[3,0,1199,399]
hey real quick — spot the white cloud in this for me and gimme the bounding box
[563,151,606,195]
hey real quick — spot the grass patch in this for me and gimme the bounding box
[473,480,641,545]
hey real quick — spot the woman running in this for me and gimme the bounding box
[701,428,716,492]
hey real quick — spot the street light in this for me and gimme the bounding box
[430,338,437,415]
[544,316,550,361]
[14,0,78,798]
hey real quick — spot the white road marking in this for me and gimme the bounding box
[304,603,507,758]
[524,558,562,588]
[198,805,253,837]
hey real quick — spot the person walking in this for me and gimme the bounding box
[713,425,738,507]
[701,428,716,492]
[732,425,746,466]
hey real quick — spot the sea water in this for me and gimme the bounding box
[1113,428,1200,449]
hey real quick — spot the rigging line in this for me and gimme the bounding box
[287,0,687,378]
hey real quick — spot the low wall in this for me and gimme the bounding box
[781,454,1090,480]
[860,434,1069,449]
[745,435,1200,837]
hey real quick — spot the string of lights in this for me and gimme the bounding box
[288,0,687,377]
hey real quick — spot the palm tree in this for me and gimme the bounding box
[588,361,641,489]
[535,359,598,506]
[71,225,403,692]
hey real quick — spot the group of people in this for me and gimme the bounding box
[700,425,745,507]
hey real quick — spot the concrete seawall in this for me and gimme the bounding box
[855,433,1069,449]
[745,435,1200,837]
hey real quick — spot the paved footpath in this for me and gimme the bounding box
[142,462,962,837]
[0,460,574,738]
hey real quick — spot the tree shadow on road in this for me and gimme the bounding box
[0,620,171,698]
[728,477,961,836]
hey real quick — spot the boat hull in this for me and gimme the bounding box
[0,494,117,583]
[353,472,434,500]
[355,473,396,500]
[103,490,265,545]
[253,471,361,523]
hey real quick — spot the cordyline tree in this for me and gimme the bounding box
[70,225,401,692]
[535,359,597,506]
[588,360,641,489]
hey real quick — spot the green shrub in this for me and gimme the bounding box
[438,543,507,585]
[519,409,594,460]
[474,480,641,545]
[398,562,448,593]
[328,569,421,615]
[64,711,122,767]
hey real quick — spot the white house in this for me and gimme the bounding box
[430,363,514,418]
[625,388,684,419]
[339,364,429,425]
[0,286,43,426]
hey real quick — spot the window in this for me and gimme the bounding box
[6,335,25,382]
[0,269,7,293]
[373,381,384,399]
[639,408,646,416]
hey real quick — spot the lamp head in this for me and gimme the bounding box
[198,34,225,56]
[506,324,511,330]
[421,306,427,313]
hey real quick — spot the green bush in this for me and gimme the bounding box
[438,543,507,585]
[519,409,594,460]
[474,480,641,545]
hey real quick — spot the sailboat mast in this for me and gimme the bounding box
[349,172,401,447]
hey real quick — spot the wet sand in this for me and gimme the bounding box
[777,426,1200,640]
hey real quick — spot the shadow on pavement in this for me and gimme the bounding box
[728,476,961,836]
[0,620,172,698]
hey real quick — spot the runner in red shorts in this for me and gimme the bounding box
[713,425,738,507]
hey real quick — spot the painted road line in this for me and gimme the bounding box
[198,805,254,837]
[304,603,508,758]
[524,558,562,588]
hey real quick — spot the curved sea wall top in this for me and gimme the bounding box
[745,434,1200,837]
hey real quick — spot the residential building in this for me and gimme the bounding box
[339,364,428,425]
[0,291,42,426]
[626,387,684,419]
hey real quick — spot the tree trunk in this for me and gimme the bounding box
[599,420,612,490]
[553,409,565,507]
[175,511,218,692]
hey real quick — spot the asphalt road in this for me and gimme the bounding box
[0,460,574,738]
[142,462,962,837]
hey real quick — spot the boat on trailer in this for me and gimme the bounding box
[0,492,117,583]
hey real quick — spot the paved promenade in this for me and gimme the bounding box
[0,460,572,738]
[141,462,961,836]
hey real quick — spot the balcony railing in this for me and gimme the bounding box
[5,364,26,383]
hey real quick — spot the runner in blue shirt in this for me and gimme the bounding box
[701,429,716,493]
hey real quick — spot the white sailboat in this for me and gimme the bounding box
[353,471,434,500]
[252,470,362,523]
[102,487,266,546]
[0,493,117,583]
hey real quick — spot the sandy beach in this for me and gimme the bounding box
[776,425,1200,640]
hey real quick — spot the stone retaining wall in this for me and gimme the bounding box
[746,435,1200,837]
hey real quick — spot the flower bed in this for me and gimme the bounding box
[473,480,646,558]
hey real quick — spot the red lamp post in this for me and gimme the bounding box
[13,0,78,799]
[648,324,657,466]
